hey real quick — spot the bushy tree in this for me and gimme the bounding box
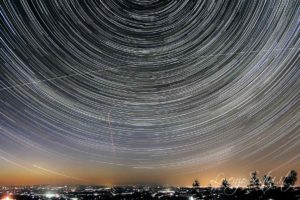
[263,175,274,188]
[221,179,230,188]
[192,179,200,188]
[283,170,297,188]
[249,171,261,189]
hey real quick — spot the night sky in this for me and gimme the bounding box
[0,0,299,186]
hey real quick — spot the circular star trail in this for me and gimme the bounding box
[0,0,299,170]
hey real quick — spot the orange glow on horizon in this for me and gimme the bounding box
[0,162,299,187]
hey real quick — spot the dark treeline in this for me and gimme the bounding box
[189,169,299,200]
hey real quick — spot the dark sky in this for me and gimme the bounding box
[0,0,299,186]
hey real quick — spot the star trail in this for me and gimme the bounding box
[0,0,299,185]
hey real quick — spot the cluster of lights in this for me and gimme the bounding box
[44,193,59,198]
[1,196,12,200]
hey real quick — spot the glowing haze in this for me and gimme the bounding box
[0,0,299,186]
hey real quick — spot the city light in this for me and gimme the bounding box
[44,193,58,198]
[1,196,12,200]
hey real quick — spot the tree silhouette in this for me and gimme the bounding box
[283,170,298,188]
[263,175,274,188]
[249,170,261,189]
[221,179,230,188]
[192,179,200,188]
